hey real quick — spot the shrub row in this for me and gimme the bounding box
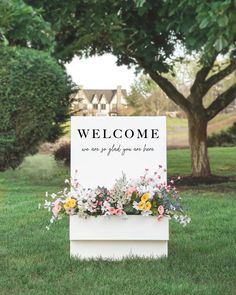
[207,122,236,147]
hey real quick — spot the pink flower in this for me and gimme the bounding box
[108,207,116,215]
[127,186,136,196]
[52,199,62,217]
[115,209,124,216]
[158,205,164,215]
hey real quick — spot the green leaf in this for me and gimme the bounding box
[214,35,228,51]
[199,18,209,29]
[218,15,228,27]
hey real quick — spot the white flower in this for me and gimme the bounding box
[38,203,41,209]
[44,200,51,208]
[46,226,50,230]
[141,210,152,216]
[51,193,57,199]
[136,185,147,194]
[65,179,70,184]
[50,217,55,223]
[66,191,74,198]
[173,214,178,221]
[117,201,123,209]
[103,201,111,208]
[170,204,175,210]
[45,192,48,198]
[132,201,139,210]
[101,201,111,213]
[77,210,87,218]
[65,208,76,215]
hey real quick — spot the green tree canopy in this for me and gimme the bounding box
[0,0,54,50]
[0,46,72,171]
[12,1,236,176]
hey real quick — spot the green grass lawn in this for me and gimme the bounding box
[168,147,236,176]
[1,148,236,295]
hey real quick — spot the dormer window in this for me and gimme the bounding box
[101,104,106,110]
[93,104,98,110]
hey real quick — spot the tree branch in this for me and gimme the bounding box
[190,55,217,100]
[137,59,191,112]
[206,83,236,121]
[204,60,236,92]
[148,69,191,112]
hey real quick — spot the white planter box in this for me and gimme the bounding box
[70,215,169,260]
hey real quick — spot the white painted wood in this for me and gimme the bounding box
[70,215,169,240]
[70,240,168,259]
[71,116,167,189]
[70,216,169,259]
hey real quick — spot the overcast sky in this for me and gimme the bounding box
[65,54,138,91]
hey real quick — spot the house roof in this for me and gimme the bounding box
[77,89,127,103]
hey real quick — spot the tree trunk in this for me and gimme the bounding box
[187,112,211,177]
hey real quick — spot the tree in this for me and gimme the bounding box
[127,75,180,116]
[0,46,72,171]
[26,0,236,176]
[0,0,53,50]
[0,0,74,171]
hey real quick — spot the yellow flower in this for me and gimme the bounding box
[141,193,150,202]
[144,201,152,211]
[137,201,146,210]
[69,198,77,208]
[64,198,77,209]
[64,202,70,209]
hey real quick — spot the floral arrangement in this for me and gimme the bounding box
[41,167,191,229]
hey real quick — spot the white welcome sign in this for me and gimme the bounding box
[71,116,166,188]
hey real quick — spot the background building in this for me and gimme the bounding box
[71,85,128,116]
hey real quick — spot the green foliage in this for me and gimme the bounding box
[161,0,236,61]
[0,46,73,171]
[27,0,236,68]
[0,0,54,50]
[53,142,70,166]
[208,122,236,147]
